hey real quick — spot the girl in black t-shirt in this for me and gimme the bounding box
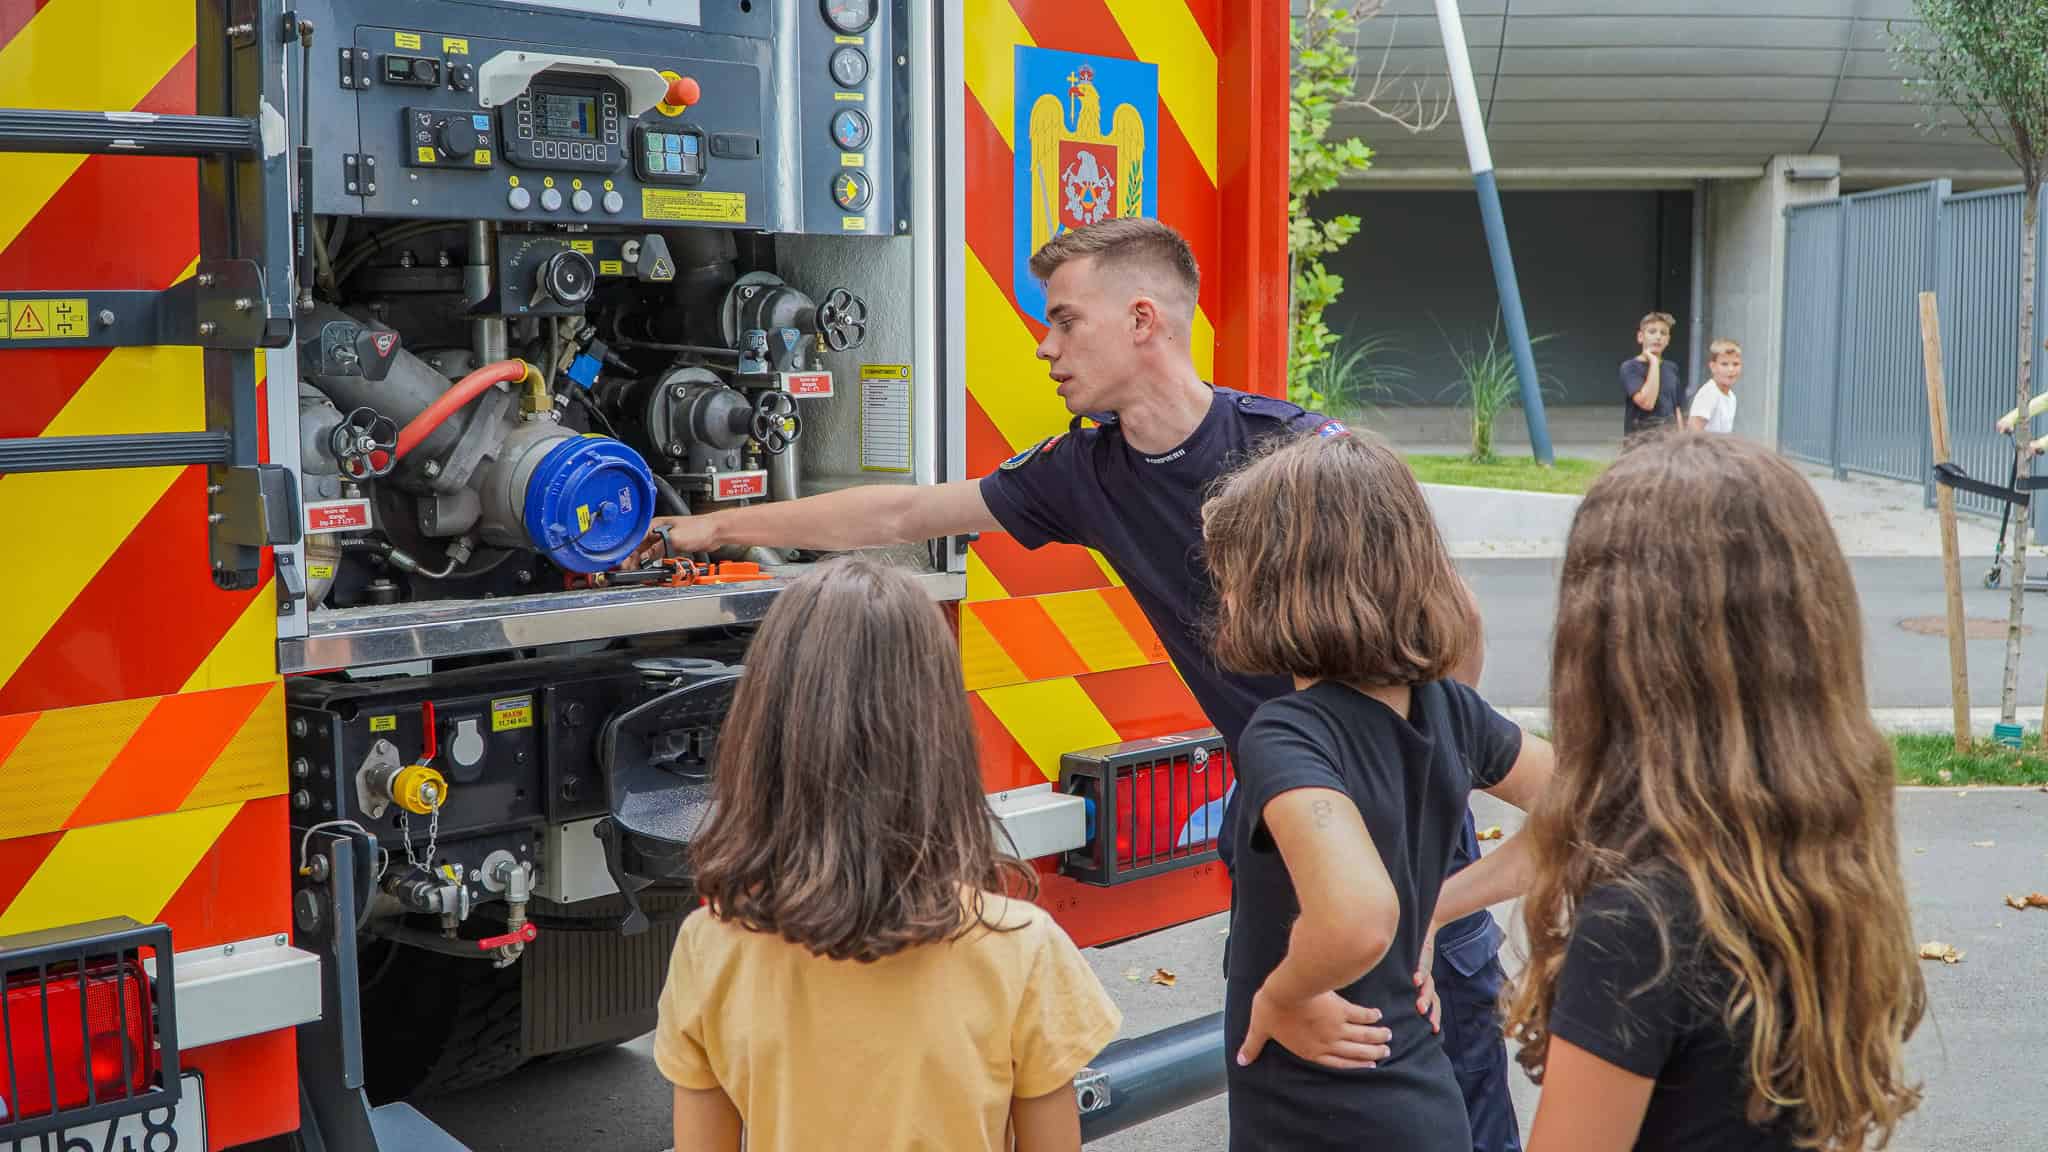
[1201,431,1554,1152]
[1436,432,1926,1152]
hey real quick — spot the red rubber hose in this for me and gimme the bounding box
[393,359,534,461]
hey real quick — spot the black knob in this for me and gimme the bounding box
[411,57,437,84]
[438,116,480,158]
[539,249,596,307]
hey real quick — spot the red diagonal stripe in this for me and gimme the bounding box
[154,795,290,952]
[1185,0,1222,58]
[966,389,1018,472]
[971,532,1110,599]
[0,1,54,52]
[1077,663,1206,739]
[968,599,1089,681]
[1,49,198,438]
[971,694,1044,794]
[0,710,38,765]
[63,683,275,829]
[0,831,60,915]
[0,469,267,714]
[964,91,1048,344]
[1000,2,1221,330]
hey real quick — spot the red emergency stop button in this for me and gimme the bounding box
[666,75,701,108]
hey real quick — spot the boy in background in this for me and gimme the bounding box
[1620,311,1683,436]
[1689,338,1741,434]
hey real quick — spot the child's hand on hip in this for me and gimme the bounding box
[1238,987,1391,1071]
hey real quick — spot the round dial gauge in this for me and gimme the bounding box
[830,107,871,151]
[821,0,876,35]
[829,45,869,88]
[832,170,873,211]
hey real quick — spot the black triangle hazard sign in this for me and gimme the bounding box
[13,303,45,335]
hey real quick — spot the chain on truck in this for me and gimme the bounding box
[0,0,1286,1148]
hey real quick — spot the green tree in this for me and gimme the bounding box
[1288,0,1376,409]
[1893,0,2048,724]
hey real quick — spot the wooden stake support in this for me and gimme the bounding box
[1921,291,1971,752]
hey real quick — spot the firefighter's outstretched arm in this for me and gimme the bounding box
[634,479,1000,560]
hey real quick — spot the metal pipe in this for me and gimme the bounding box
[1688,178,1708,405]
[1077,1013,1224,1144]
[1433,0,1552,465]
[469,221,507,363]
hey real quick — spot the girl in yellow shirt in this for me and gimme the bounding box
[654,556,1122,1152]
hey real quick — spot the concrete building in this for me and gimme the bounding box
[1313,0,2019,450]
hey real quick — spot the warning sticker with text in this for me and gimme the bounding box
[713,471,768,501]
[305,499,374,535]
[491,695,534,732]
[641,188,747,224]
[783,371,833,397]
[1,298,90,340]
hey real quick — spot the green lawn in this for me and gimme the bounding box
[1406,454,1607,496]
[1891,733,2048,787]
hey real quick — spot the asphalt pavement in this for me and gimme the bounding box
[419,787,2048,1152]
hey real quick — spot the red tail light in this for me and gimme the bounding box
[0,960,155,1124]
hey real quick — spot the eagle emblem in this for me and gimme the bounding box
[1013,49,1159,322]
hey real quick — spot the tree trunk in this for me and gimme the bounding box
[2004,179,2039,724]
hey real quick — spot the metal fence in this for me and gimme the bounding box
[1780,181,2048,526]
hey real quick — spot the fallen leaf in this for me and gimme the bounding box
[2029,893,2048,909]
[1956,790,1971,798]
[1122,967,1143,983]
[1151,968,1178,988]
[1914,848,1928,855]
[2007,894,2029,911]
[1918,941,1965,965]
[1974,840,1997,848]
[1478,826,1504,841]
[1938,769,1954,783]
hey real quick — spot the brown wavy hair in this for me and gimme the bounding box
[690,556,1035,962]
[1202,430,1475,685]
[1504,432,1924,1149]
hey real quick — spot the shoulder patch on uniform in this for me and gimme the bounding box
[1313,418,1349,438]
[999,434,1063,471]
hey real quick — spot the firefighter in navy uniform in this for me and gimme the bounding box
[636,217,1521,1152]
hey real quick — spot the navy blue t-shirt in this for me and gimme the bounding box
[977,386,1501,971]
[1621,357,1685,436]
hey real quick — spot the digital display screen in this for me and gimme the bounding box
[537,92,596,140]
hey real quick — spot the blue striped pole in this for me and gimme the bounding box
[1433,0,1553,465]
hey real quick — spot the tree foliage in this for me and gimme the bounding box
[1288,0,1376,409]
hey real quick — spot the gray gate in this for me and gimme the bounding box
[1780,181,2048,526]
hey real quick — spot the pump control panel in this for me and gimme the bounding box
[305,0,903,235]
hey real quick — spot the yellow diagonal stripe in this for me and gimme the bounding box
[0,1,197,253]
[968,251,1071,452]
[0,803,242,935]
[963,0,1034,150]
[979,677,1121,782]
[1039,591,1148,673]
[179,579,281,694]
[179,683,285,811]
[0,696,158,839]
[1192,307,1215,382]
[0,347,202,688]
[967,548,1011,603]
[1088,550,1125,588]
[960,607,1029,693]
[1101,0,1219,185]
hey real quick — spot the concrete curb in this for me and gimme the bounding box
[1421,483,1579,556]
[1500,706,2048,737]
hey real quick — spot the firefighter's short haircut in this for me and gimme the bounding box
[1029,217,1200,313]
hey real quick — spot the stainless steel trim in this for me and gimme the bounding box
[987,783,1088,861]
[282,569,966,673]
[534,816,619,903]
[143,935,322,1050]
[910,0,945,491]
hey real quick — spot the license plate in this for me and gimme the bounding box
[2,1073,205,1152]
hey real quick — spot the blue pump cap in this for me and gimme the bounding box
[565,353,601,390]
[522,435,656,573]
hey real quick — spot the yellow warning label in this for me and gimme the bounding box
[309,563,336,580]
[491,696,534,732]
[576,505,592,532]
[642,188,746,224]
[5,298,88,340]
[569,239,595,253]
[442,36,469,55]
[843,215,867,231]
[841,153,864,168]
[369,715,397,733]
[834,35,864,45]
[861,363,911,381]
[394,31,421,49]
[474,148,492,165]
[416,145,436,163]
[599,259,624,276]
[834,91,865,102]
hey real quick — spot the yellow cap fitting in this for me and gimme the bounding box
[391,763,448,816]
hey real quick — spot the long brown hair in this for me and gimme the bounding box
[690,556,1035,962]
[1505,432,1923,1149]
[1203,430,1475,685]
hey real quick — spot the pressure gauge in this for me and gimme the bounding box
[829,46,869,88]
[821,0,876,35]
[832,170,872,211]
[830,107,871,151]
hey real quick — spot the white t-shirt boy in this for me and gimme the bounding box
[1690,382,1737,434]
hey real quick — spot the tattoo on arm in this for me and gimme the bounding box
[1311,797,1335,830]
